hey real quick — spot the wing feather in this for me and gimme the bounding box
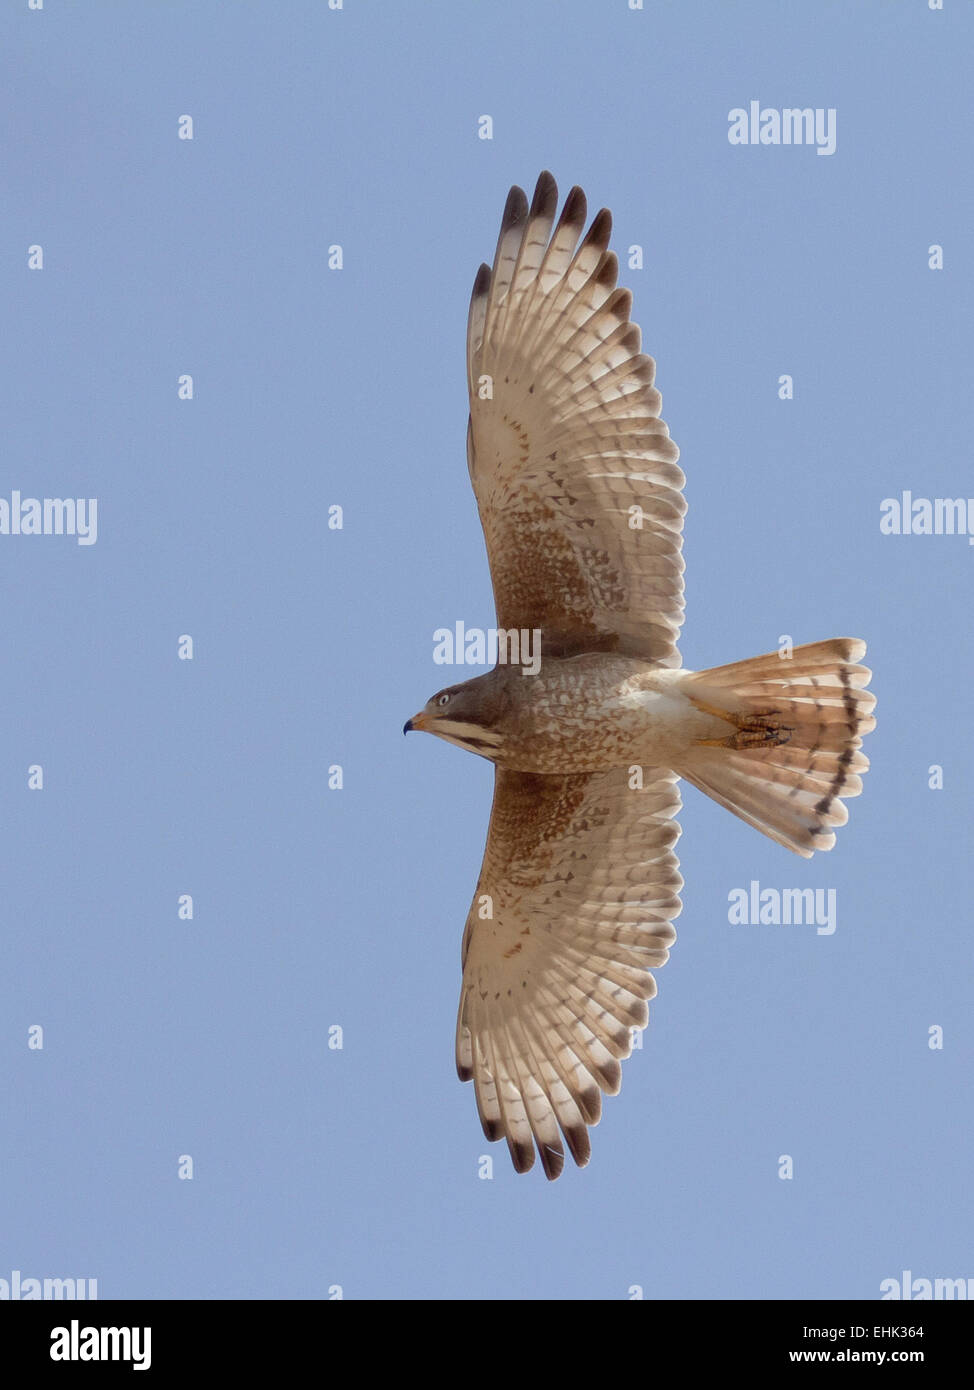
[456,766,682,1178]
[467,173,685,664]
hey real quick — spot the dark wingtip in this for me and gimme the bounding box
[585,206,612,250]
[501,184,528,232]
[530,170,558,218]
[539,1141,566,1182]
[594,251,620,291]
[472,261,491,298]
[510,1138,536,1174]
[564,1123,592,1169]
[559,185,587,233]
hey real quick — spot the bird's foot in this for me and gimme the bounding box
[692,699,794,751]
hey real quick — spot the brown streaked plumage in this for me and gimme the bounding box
[405,173,875,1179]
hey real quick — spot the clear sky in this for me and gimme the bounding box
[1,0,971,1301]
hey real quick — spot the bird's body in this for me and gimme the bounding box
[414,657,732,773]
[405,173,876,1179]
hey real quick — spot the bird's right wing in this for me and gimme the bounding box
[466,171,686,665]
[456,765,683,1180]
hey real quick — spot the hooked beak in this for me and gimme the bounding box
[403,710,430,735]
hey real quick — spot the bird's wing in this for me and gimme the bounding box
[466,171,685,667]
[456,766,682,1179]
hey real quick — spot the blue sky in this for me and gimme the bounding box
[1,0,971,1300]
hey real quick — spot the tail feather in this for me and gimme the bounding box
[676,639,875,858]
[685,637,869,688]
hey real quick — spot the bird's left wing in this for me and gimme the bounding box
[466,171,686,665]
[456,766,682,1179]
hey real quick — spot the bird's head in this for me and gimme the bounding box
[403,673,506,759]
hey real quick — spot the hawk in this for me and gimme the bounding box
[405,173,875,1180]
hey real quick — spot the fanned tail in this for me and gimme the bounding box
[675,639,875,857]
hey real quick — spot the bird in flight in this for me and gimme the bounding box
[405,172,875,1180]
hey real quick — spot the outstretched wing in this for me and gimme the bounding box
[456,767,683,1179]
[467,171,686,667]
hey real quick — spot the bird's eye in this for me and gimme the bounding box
[437,693,450,707]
